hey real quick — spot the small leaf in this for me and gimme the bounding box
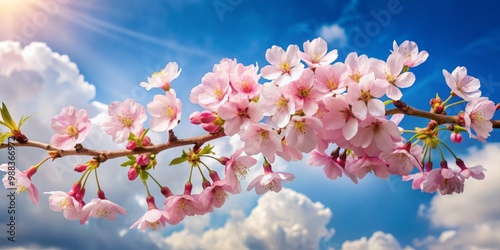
[200,144,215,155]
[169,156,187,166]
[139,170,149,181]
[0,132,12,144]
[0,103,16,129]
[120,159,136,167]
[140,128,150,140]
[127,132,137,142]
[18,115,32,128]
[127,155,136,160]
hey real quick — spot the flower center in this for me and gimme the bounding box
[358,90,372,103]
[326,78,339,90]
[275,96,289,111]
[350,73,362,83]
[66,125,79,138]
[96,208,110,218]
[281,62,291,73]
[166,106,176,119]
[294,120,307,134]
[147,220,161,230]
[117,111,133,127]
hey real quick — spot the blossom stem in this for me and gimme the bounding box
[147,172,163,188]
[444,100,467,110]
[94,169,102,191]
[436,138,459,160]
[442,94,453,105]
[436,143,446,162]
[143,180,151,196]
[200,155,222,164]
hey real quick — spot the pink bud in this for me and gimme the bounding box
[74,164,88,173]
[199,111,217,123]
[128,167,138,181]
[202,123,221,133]
[189,111,202,125]
[450,132,463,143]
[142,136,151,146]
[136,154,150,166]
[146,195,158,210]
[126,141,137,150]
[75,188,86,201]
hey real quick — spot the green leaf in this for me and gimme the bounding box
[127,132,137,142]
[0,132,12,144]
[127,155,136,160]
[0,103,16,130]
[199,144,215,155]
[140,128,150,140]
[169,156,187,166]
[120,159,136,167]
[18,115,32,129]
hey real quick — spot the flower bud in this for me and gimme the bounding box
[24,166,38,178]
[189,111,202,125]
[68,182,82,196]
[209,170,221,182]
[450,132,463,143]
[142,136,152,146]
[126,141,137,150]
[136,154,150,166]
[74,164,88,173]
[202,123,221,133]
[128,167,139,181]
[75,188,86,201]
[199,111,217,123]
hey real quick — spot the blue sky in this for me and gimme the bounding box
[1,0,500,249]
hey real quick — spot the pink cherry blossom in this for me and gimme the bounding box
[50,106,92,150]
[247,164,295,195]
[443,66,481,101]
[79,198,126,224]
[346,73,387,119]
[213,58,238,75]
[464,97,495,142]
[259,82,295,128]
[284,115,322,153]
[307,150,343,180]
[283,68,322,116]
[140,62,181,91]
[147,90,182,132]
[163,194,206,224]
[131,196,171,230]
[350,116,402,157]
[101,99,146,143]
[298,37,338,69]
[372,53,415,100]
[261,45,304,86]
[199,182,229,210]
[217,95,264,136]
[392,40,429,67]
[402,172,427,190]
[344,52,372,84]
[347,156,389,179]
[314,63,348,96]
[221,147,257,194]
[456,159,485,180]
[45,191,83,220]
[422,167,464,195]
[323,95,361,140]
[0,164,39,205]
[229,63,262,99]
[381,142,423,176]
[239,123,283,163]
[190,72,230,111]
[276,138,303,162]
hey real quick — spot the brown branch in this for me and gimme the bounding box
[386,101,500,128]
[0,131,226,162]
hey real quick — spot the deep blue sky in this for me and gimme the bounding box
[1,0,500,249]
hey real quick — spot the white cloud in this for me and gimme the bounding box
[341,231,414,250]
[318,23,348,48]
[149,188,334,250]
[416,143,500,249]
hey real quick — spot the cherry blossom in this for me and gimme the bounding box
[392,40,429,67]
[229,63,262,99]
[79,198,126,224]
[261,44,304,86]
[238,123,283,163]
[101,99,146,143]
[314,63,348,96]
[464,97,495,142]
[350,116,402,157]
[372,53,416,100]
[422,166,464,195]
[456,159,485,180]
[190,71,230,111]
[323,95,361,140]
[298,37,338,69]
[0,164,39,205]
[247,164,295,195]
[346,73,387,119]
[259,82,295,128]
[283,68,322,116]
[382,142,423,176]
[307,150,343,180]
[284,115,322,153]
[217,94,264,136]
[221,147,257,194]
[131,196,170,230]
[163,183,207,224]
[347,156,389,179]
[50,106,92,149]
[140,62,181,91]
[45,191,83,220]
[147,90,182,132]
[344,52,372,84]
[443,66,481,101]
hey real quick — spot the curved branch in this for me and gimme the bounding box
[0,131,226,162]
